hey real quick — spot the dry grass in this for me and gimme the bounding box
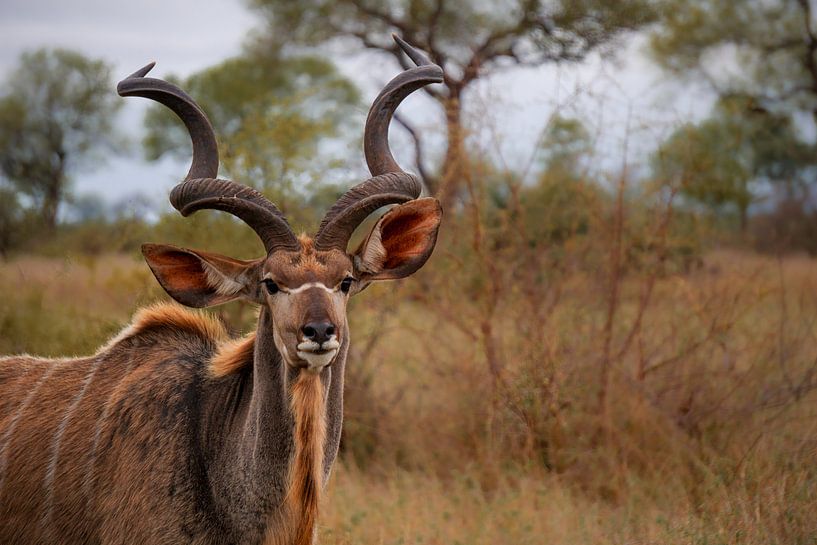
[0,253,156,356]
[1,249,816,544]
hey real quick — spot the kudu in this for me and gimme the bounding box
[0,36,443,545]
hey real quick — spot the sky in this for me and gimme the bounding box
[0,0,717,216]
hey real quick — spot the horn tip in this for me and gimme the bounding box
[392,34,411,54]
[393,35,431,67]
[129,61,156,79]
[117,62,156,95]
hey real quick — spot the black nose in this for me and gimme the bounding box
[301,321,335,344]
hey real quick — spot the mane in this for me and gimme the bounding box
[210,334,256,378]
[100,302,228,353]
[265,372,326,545]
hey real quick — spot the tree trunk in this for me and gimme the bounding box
[436,92,466,210]
[41,177,62,230]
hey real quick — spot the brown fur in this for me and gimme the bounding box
[354,198,442,280]
[0,304,228,543]
[210,333,256,378]
[263,237,351,290]
[380,202,441,268]
[0,304,328,544]
[112,302,228,348]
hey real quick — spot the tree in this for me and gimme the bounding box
[651,0,817,121]
[248,0,658,208]
[650,1,817,187]
[539,115,592,181]
[142,48,359,227]
[652,96,812,230]
[0,186,21,257]
[525,115,599,243]
[0,49,121,229]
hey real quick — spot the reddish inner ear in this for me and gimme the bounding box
[378,198,441,270]
[142,244,251,308]
[145,248,211,296]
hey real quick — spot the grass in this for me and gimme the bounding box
[1,249,816,544]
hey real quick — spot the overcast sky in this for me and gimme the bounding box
[0,0,716,215]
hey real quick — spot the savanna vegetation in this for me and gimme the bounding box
[2,1,817,544]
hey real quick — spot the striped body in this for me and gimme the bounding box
[0,304,342,544]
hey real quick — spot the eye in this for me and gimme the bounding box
[340,277,355,294]
[262,279,279,295]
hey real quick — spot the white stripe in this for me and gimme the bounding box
[0,360,59,498]
[42,357,102,531]
[281,282,337,295]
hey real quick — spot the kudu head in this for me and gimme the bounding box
[120,36,443,373]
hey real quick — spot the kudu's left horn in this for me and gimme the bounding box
[314,35,444,252]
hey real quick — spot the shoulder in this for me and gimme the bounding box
[101,302,229,356]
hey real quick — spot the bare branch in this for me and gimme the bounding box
[393,111,438,192]
[346,0,409,33]
[426,0,445,66]
[459,2,544,85]
[349,27,447,102]
[796,0,817,96]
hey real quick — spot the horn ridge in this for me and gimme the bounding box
[170,178,300,253]
[313,172,421,251]
[316,36,441,252]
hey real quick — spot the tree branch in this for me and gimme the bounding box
[796,0,817,96]
[426,0,446,57]
[393,111,438,193]
[459,1,545,85]
[347,14,447,102]
[346,0,409,33]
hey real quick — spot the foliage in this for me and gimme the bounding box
[649,0,817,245]
[254,0,658,65]
[149,212,266,261]
[0,187,22,257]
[538,115,592,180]
[0,49,121,229]
[650,0,816,116]
[142,50,359,229]
[652,96,813,229]
[751,197,817,256]
[249,0,658,205]
[333,167,815,543]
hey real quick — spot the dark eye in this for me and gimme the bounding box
[262,279,279,294]
[340,277,354,294]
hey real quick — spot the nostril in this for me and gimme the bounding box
[301,322,336,344]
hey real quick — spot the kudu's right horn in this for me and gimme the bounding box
[117,63,300,253]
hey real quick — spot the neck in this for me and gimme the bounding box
[203,307,346,543]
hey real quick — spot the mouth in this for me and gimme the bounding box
[296,339,340,372]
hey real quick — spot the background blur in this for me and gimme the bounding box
[2,1,816,543]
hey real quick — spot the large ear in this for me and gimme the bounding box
[142,243,263,308]
[353,197,442,281]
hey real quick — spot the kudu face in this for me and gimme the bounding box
[122,36,443,374]
[262,245,353,372]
